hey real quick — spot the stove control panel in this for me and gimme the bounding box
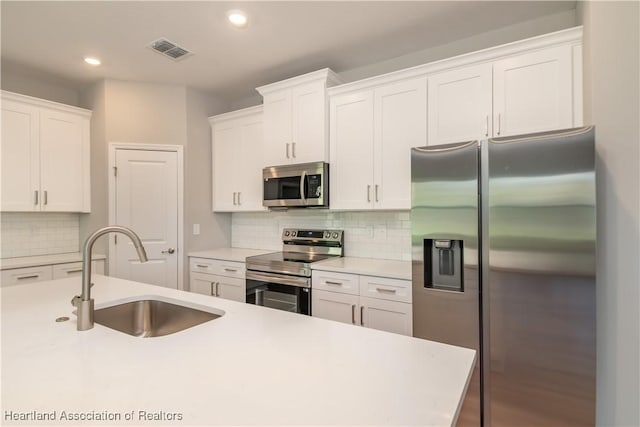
[282,228,343,243]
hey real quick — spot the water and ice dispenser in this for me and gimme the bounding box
[423,239,464,292]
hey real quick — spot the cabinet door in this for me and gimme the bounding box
[238,114,266,211]
[39,108,87,211]
[212,121,239,211]
[493,45,573,137]
[427,63,493,145]
[216,276,245,302]
[360,296,413,336]
[292,80,327,163]
[374,77,427,209]
[329,91,375,210]
[1,100,40,211]
[262,90,292,167]
[312,289,360,325]
[190,272,214,296]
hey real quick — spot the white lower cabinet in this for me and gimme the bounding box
[52,260,105,279]
[312,271,412,336]
[188,257,246,303]
[1,259,105,287]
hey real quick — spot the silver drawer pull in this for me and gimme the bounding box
[375,287,397,293]
[17,275,40,280]
[360,306,364,326]
[66,269,83,274]
[196,264,209,268]
[223,268,238,272]
[325,280,343,286]
[351,304,356,324]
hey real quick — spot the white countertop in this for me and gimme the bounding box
[0,252,107,270]
[2,276,475,426]
[312,256,412,280]
[188,247,274,263]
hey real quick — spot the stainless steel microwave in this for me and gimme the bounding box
[263,162,329,208]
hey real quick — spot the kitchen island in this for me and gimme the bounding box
[1,275,475,426]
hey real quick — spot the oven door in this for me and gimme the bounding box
[246,270,311,315]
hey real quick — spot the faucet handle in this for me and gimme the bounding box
[71,295,81,307]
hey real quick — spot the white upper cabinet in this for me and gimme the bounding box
[210,106,265,212]
[1,91,91,212]
[427,30,581,145]
[493,45,573,137]
[330,76,427,210]
[428,63,493,145]
[257,68,342,167]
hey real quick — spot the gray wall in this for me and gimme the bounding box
[77,79,232,286]
[0,61,81,106]
[579,2,640,426]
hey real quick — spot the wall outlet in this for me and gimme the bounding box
[193,224,200,235]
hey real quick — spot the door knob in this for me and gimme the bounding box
[162,248,175,254]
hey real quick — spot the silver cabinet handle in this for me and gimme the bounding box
[367,185,371,202]
[360,306,364,326]
[351,304,356,324]
[44,190,48,205]
[497,113,501,135]
[215,282,220,297]
[325,280,343,286]
[196,264,208,268]
[223,267,237,273]
[233,192,236,205]
[237,192,241,205]
[34,190,39,205]
[286,143,290,159]
[210,282,215,296]
[161,248,175,254]
[17,274,40,280]
[66,269,83,274]
[375,287,397,294]
[485,115,489,137]
[375,184,379,202]
[292,142,296,158]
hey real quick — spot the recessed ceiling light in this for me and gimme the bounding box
[227,10,248,28]
[84,57,101,66]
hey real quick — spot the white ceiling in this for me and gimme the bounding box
[1,1,576,102]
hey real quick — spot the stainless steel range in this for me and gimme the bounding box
[245,228,344,315]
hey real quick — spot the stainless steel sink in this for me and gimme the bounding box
[94,299,222,337]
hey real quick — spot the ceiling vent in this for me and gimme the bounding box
[148,38,193,61]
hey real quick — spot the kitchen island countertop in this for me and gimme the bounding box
[1,275,474,426]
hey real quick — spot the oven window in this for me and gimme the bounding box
[264,176,301,201]
[246,280,311,315]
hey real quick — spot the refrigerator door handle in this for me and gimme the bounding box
[413,140,477,153]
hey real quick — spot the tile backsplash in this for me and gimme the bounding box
[232,210,411,261]
[0,213,80,258]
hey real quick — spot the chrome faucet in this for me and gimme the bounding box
[73,226,148,331]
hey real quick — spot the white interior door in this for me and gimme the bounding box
[112,148,178,288]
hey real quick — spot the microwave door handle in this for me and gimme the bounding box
[300,171,307,205]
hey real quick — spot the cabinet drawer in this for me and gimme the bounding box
[1,265,53,287]
[189,257,245,278]
[312,270,359,295]
[360,275,412,303]
[52,260,105,279]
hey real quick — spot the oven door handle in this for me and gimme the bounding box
[246,270,311,288]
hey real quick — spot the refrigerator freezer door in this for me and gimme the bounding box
[411,140,481,427]
[487,126,596,427]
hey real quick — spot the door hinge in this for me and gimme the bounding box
[113,166,118,177]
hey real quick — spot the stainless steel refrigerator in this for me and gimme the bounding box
[411,127,595,427]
